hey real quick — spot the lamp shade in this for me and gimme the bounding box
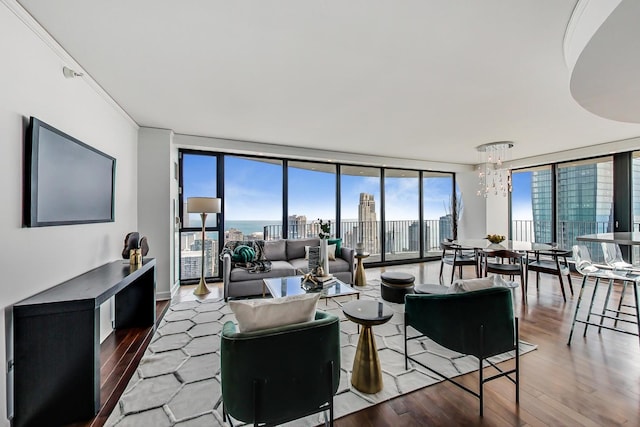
[187,197,221,214]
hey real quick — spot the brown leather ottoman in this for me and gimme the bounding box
[380,272,415,303]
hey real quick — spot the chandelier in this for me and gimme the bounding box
[476,141,514,197]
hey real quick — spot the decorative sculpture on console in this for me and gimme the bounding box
[122,232,149,264]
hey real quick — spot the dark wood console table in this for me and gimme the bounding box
[13,258,156,427]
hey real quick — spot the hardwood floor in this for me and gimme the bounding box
[72,300,170,427]
[107,261,639,426]
[332,263,640,427]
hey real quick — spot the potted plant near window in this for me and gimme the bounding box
[317,219,331,276]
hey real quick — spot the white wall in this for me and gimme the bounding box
[138,128,179,299]
[456,170,487,239]
[457,170,511,239]
[0,4,138,424]
[484,192,510,237]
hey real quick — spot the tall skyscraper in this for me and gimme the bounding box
[288,215,307,239]
[358,193,379,253]
[408,221,420,251]
[226,228,244,242]
[531,162,614,249]
[439,214,453,242]
[530,169,553,243]
[633,157,640,227]
[181,236,218,279]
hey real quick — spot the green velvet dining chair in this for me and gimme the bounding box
[221,310,341,426]
[404,287,519,416]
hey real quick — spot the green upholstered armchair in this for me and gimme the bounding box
[221,310,341,426]
[404,287,519,416]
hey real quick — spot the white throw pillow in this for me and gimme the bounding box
[492,275,519,289]
[229,293,321,333]
[448,275,517,293]
[448,277,496,293]
[327,244,336,261]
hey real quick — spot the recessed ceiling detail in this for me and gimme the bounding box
[14,0,640,163]
[569,0,640,123]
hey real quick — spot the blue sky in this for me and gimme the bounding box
[511,171,533,220]
[183,154,455,221]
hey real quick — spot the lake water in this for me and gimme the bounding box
[224,220,280,235]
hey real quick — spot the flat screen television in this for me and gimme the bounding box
[24,117,116,227]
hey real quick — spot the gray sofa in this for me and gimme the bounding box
[223,238,355,301]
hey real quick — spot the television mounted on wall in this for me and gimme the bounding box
[24,117,116,227]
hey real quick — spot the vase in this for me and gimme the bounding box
[320,239,330,275]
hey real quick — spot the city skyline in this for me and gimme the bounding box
[183,154,454,222]
[181,154,640,279]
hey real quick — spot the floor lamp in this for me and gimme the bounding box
[187,197,221,296]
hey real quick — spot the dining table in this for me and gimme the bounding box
[576,232,640,245]
[452,239,556,252]
[451,239,567,304]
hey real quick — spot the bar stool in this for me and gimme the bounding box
[600,242,639,332]
[568,245,640,345]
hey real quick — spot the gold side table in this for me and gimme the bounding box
[342,299,393,393]
[354,252,370,287]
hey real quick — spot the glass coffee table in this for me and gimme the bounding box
[262,276,360,302]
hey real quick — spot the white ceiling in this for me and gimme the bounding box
[15,0,640,165]
[570,0,640,124]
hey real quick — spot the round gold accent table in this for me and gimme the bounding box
[354,252,370,287]
[342,299,393,393]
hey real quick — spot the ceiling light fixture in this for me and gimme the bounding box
[62,66,84,79]
[476,141,514,197]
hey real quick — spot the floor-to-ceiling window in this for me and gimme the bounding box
[423,172,454,256]
[556,157,613,261]
[509,154,640,264]
[384,169,420,261]
[180,149,454,282]
[631,152,640,263]
[511,166,553,242]
[224,156,283,241]
[287,161,336,238]
[180,153,220,280]
[340,165,381,263]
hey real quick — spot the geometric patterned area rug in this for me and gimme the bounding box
[105,280,536,426]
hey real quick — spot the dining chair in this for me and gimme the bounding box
[601,242,633,270]
[525,245,573,302]
[439,241,479,284]
[568,245,640,345]
[600,242,638,331]
[480,249,526,303]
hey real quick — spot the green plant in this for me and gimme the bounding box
[443,191,463,240]
[318,219,331,239]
